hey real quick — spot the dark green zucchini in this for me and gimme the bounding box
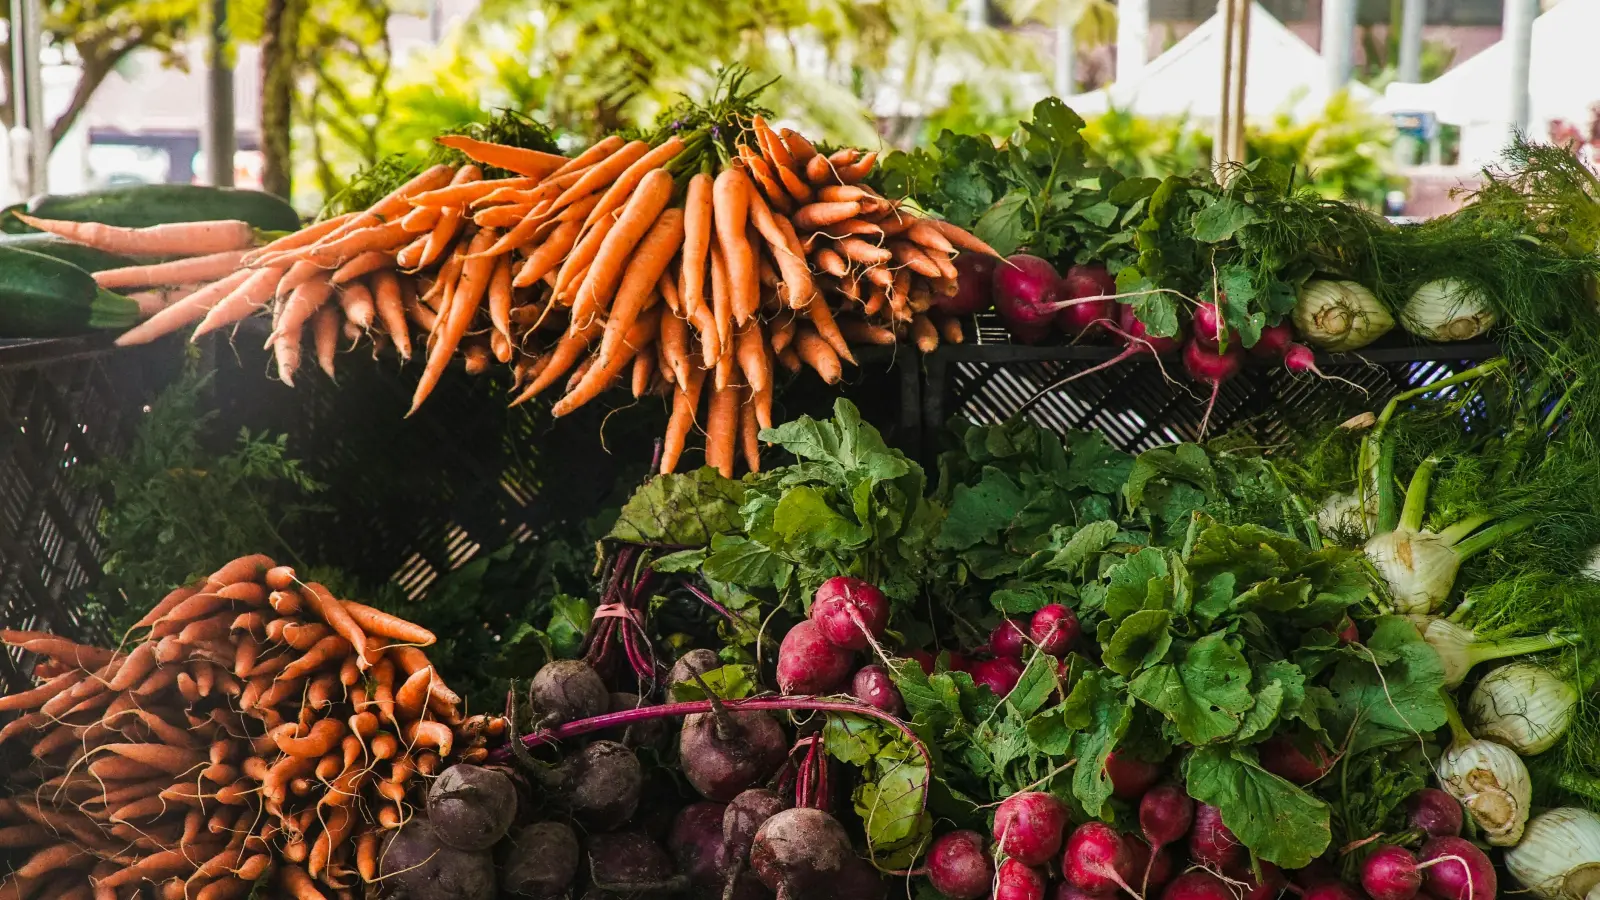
[7,184,301,233]
[0,245,139,337]
[0,233,138,272]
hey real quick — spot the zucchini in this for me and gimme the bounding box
[6,184,301,233]
[0,245,140,338]
[0,233,138,272]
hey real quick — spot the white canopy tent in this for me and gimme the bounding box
[1065,2,1375,121]
[1381,0,1600,167]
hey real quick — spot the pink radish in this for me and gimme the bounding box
[1055,264,1117,338]
[1124,837,1175,892]
[775,620,853,695]
[1405,789,1464,838]
[809,576,889,651]
[1250,322,1294,358]
[970,657,1025,697]
[1053,885,1117,900]
[1159,871,1232,900]
[993,254,1062,345]
[1188,803,1243,868]
[849,665,904,716]
[1017,304,1184,413]
[996,858,1048,900]
[1029,604,1079,656]
[908,649,935,674]
[1063,822,1141,898]
[926,830,992,900]
[1104,751,1162,800]
[1419,836,1495,900]
[1257,734,1333,784]
[1182,339,1243,437]
[1361,845,1424,900]
[940,253,998,316]
[1283,344,1365,398]
[991,620,1027,659]
[1302,883,1366,900]
[991,791,1068,866]
[1192,302,1237,350]
[1224,860,1286,900]
[1137,784,1192,892]
[1336,616,1360,644]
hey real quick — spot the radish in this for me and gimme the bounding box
[1063,822,1141,898]
[1418,836,1496,900]
[1104,751,1162,800]
[1188,803,1243,868]
[1017,304,1184,414]
[941,252,998,316]
[850,665,904,716]
[925,830,992,900]
[1137,784,1192,891]
[1224,859,1286,900]
[1301,883,1366,900]
[1405,788,1464,838]
[1250,321,1294,359]
[1053,885,1118,900]
[776,620,854,695]
[810,576,889,651]
[1124,836,1175,892]
[991,791,1068,866]
[1192,302,1238,350]
[1029,604,1079,656]
[1182,339,1244,437]
[908,649,935,674]
[1159,871,1232,900]
[946,651,973,673]
[1055,264,1117,338]
[993,254,1062,345]
[995,858,1048,900]
[970,656,1025,697]
[1336,615,1360,644]
[1257,734,1333,784]
[1361,845,1423,900]
[1284,344,1366,396]
[991,619,1027,659]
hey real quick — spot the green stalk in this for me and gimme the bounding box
[1375,433,1399,534]
[1441,691,1473,746]
[1558,772,1600,803]
[1540,378,1581,433]
[1437,513,1494,547]
[1453,514,1536,560]
[1375,359,1510,432]
[1398,457,1438,533]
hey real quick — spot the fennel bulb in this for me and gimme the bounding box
[1401,278,1496,342]
[1365,529,1463,615]
[1316,492,1376,537]
[1436,736,1532,846]
[1422,619,1574,688]
[1467,662,1578,755]
[1293,279,1395,351]
[1505,808,1600,900]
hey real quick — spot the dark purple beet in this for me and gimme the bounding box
[669,802,729,887]
[940,253,997,316]
[679,710,788,802]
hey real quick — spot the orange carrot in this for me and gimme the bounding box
[738,149,790,213]
[393,667,433,721]
[704,374,741,478]
[312,305,340,379]
[748,190,816,309]
[836,151,879,183]
[805,153,833,184]
[279,864,327,900]
[631,345,655,397]
[330,251,391,286]
[190,265,286,338]
[545,140,650,216]
[277,258,323,296]
[752,115,793,169]
[580,136,685,231]
[793,327,842,383]
[99,743,203,775]
[471,203,533,229]
[774,162,813,203]
[400,720,453,756]
[509,318,601,406]
[836,236,892,266]
[94,250,248,290]
[793,201,860,230]
[410,227,497,413]
[807,297,856,364]
[115,269,253,345]
[434,136,566,178]
[568,168,675,330]
[488,254,513,347]
[660,366,706,474]
[399,204,441,233]
[270,275,334,344]
[356,831,378,883]
[551,306,661,417]
[512,216,583,288]
[712,168,755,328]
[338,281,376,330]
[272,719,345,758]
[271,328,300,384]
[321,164,453,244]
[659,306,691,387]
[551,208,620,304]
[690,302,720,368]
[735,320,772,395]
[410,171,525,210]
[17,213,254,256]
[549,134,625,180]
[244,213,351,265]
[679,172,714,320]
[0,671,81,713]
[300,582,371,668]
[370,270,410,360]
[338,602,436,646]
[594,208,684,368]
[709,243,731,362]
[928,219,1001,257]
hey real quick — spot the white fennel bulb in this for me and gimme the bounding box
[1365,528,1462,615]
[1316,491,1376,537]
[1421,619,1572,688]
[1505,807,1600,900]
[1436,737,1532,846]
[1293,279,1394,351]
[1467,662,1578,755]
[1582,545,1600,581]
[1401,278,1497,342]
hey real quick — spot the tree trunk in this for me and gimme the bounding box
[260,0,297,199]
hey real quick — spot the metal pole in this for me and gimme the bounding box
[1117,0,1150,82]
[1397,0,1425,82]
[1055,0,1077,96]
[1321,0,1356,93]
[204,0,236,186]
[1502,0,1535,137]
[1230,0,1250,163]
[9,0,31,197]
[23,0,47,193]
[1215,0,1236,168]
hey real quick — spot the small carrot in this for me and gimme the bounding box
[793,327,842,384]
[737,149,790,213]
[339,602,436,646]
[488,254,513,347]
[509,319,601,405]
[550,208,620,303]
[793,201,861,230]
[838,317,897,346]
[330,250,392,286]
[94,249,248,290]
[312,305,340,379]
[191,265,287,339]
[244,212,352,265]
[272,719,346,758]
[551,307,662,417]
[660,367,705,474]
[278,864,327,900]
[712,168,756,327]
[751,115,793,169]
[579,136,685,232]
[594,208,684,368]
[410,228,497,413]
[836,236,893,266]
[115,269,254,346]
[356,831,379,883]
[631,345,656,397]
[392,666,433,721]
[321,163,454,244]
[339,282,376,331]
[278,634,351,682]
[807,300,857,365]
[269,275,334,345]
[709,243,732,362]
[748,190,817,310]
[434,135,566,178]
[399,204,441,233]
[99,743,203,775]
[704,374,742,478]
[805,153,833,184]
[780,128,819,163]
[568,168,676,330]
[370,270,410,360]
[300,582,372,669]
[549,134,625,179]
[410,171,524,210]
[928,219,1001,257]
[659,306,692,388]
[511,216,583,288]
[544,140,650,217]
[17,214,255,256]
[400,720,453,756]
[836,151,879,183]
[0,671,81,713]
[472,203,533,229]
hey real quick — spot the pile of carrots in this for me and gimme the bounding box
[0,554,476,900]
[33,115,995,477]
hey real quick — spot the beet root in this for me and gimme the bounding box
[561,739,643,829]
[586,831,684,897]
[722,788,788,867]
[750,807,853,900]
[530,659,610,726]
[380,817,496,900]
[426,764,518,852]
[669,649,722,691]
[669,801,729,888]
[502,821,581,899]
[679,709,788,802]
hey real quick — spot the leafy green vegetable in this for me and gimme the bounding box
[608,468,745,546]
[1328,616,1450,754]
[1184,745,1332,868]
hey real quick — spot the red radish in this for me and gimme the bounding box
[1029,604,1079,656]
[810,576,889,651]
[969,657,1024,697]
[990,620,1027,659]
[1124,837,1175,892]
[1302,884,1366,900]
[1224,860,1286,900]
[1257,734,1333,784]
[1337,616,1360,644]
[1182,340,1244,437]
[1292,861,1341,889]
[1062,823,1140,897]
[1405,789,1464,838]
[926,830,991,900]
[941,253,998,316]
[1284,344,1363,394]
[1137,784,1192,891]
[995,858,1048,900]
[993,254,1062,344]
[1160,871,1233,900]
[1250,322,1294,359]
[850,665,904,716]
[1419,836,1495,900]
[908,650,935,675]
[1188,803,1243,869]
[1055,264,1118,338]
[1017,303,1184,411]
[947,651,972,673]
[1053,885,1117,900]
[1361,845,1424,900]
[776,620,853,695]
[1104,751,1162,800]
[1192,302,1238,350]
[991,791,1068,866]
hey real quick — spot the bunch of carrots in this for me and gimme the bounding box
[0,554,478,900]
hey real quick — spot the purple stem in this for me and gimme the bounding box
[682,582,739,624]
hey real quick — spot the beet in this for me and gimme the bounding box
[680,709,788,802]
[1406,789,1464,838]
[426,764,517,851]
[993,254,1062,344]
[1056,265,1117,337]
[1188,803,1243,868]
[926,830,992,900]
[562,739,642,829]
[990,620,1027,658]
[1419,836,1495,900]
[502,821,581,899]
[380,817,496,900]
[749,808,853,900]
[970,656,1025,697]
[850,665,904,716]
[670,649,723,689]
[605,692,669,747]
[1028,604,1079,656]
[991,791,1067,866]
[835,858,887,900]
[722,788,787,869]
[529,659,610,727]
[809,576,889,650]
[1161,871,1234,900]
[1257,734,1333,784]
[586,831,682,896]
[1104,750,1162,800]
[995,859,1048,900]
[669,802,729,887]
[776,620,854,695]
[941,251,997,316]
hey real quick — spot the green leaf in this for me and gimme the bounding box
[702,534,785,588]
[1041,520,1120,575]
[1129,632,1254,744]
[1060,668,1132,817]
[1184,746,1330,868]
[668,664,756,701]
[1329,616,1450,754]
[772,485,869,550]
[973,191,1031,257]
[1238,659,1308,742]
[651,548,708,573]
[1007,650,1060,717]
[1103,609,1174,676]
[1190,196,1262,243]
[935,467,1026,551]
[547,593,592,659]
[608,468,745,545]
[760,399,911,486]
[1103,547,1173,622]
[1126,444,1218,510]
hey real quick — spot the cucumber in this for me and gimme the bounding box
[7,184,302,233]
[0,245,140,338]
[0,233,138,272]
